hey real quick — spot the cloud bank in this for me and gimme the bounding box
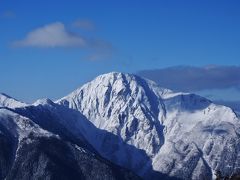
[137,66,240,92]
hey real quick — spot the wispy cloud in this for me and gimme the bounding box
[12,22,86,48]
[137,65,240,91]
[72,19,95,31]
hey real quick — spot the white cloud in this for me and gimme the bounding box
[13,22,86,48]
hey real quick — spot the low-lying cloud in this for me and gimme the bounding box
[137,66,240,92]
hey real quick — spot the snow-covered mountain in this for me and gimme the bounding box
[1,72,240,180]
[57,72,240,179]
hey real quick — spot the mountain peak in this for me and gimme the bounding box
[90,72,140,86]
[33,98,55,107]
[79,72,171,95]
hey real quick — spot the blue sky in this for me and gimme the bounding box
[1,0,240,102]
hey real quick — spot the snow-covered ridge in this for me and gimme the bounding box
[0,93,27,108]
[0,107,138,180]
[0,108,55,141]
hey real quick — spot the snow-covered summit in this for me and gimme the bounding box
[59,72,184,102]
[33,98,55,107]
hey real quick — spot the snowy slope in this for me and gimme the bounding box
[0,105,140,180]
[0,93,27,108]
[57,72,240,179]
[0,108,54,141]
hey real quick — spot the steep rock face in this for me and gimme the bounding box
[58,72,240,179]
[57,73,168,177]
[58,73,167,155]
[0,107,140,180]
